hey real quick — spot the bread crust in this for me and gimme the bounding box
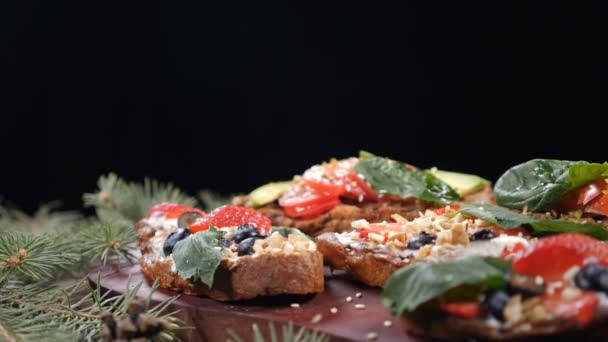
[136,221,324,301]
[316,233,408,287]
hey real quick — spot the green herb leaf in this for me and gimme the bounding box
[457,204,608,240]
[457,204,538,228]
[355,157,460,205]
[495,159,608,212]
[358,150,378,160]
[381,256,510,315]
[528,220,608,240]
[271,226,313,240]
[569,162,608,189]
[172,228,226,288]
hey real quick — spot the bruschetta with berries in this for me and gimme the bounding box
[316,205,531,287]
[317,201,608,287]
[136,203,324,301]
[236,152,494,236]
[382,233,608,340]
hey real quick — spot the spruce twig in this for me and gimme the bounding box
[83,173,196,224]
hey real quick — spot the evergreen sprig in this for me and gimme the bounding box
[0,202,82,233]
[0,233,79,287]
[0,278,182,342]
[83,173,196,224]
[77,221,138,267]
[227,322,329,342]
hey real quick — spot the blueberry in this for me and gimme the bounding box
[483,290,510,321]
[407,232,436,250]
[233,224,263,243]
[237,237,260,256]
[574,264,608,293]
[469,229,497,241]
[163,228,192,256]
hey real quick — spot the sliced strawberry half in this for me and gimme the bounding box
[146,202,206,219]
[189,205,271,233]
[513,233,608,283]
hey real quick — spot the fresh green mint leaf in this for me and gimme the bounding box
[355,157,460,205]
[381,256,510,315]
[569,162,608,189]
[172,228,226,288]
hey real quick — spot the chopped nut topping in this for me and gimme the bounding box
[290,303,300,308]
[346,296,353,303]
[366,332,379,340]
[310,313,323,324]
[355,292,362,298]
[383,320,392,327]
[355,304,366,310]
[330,307,338,314]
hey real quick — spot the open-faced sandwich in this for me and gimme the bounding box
[382,233,608,340]
[236,152,494,236]
[317,203,608,287]
[136,203,324,301]
[495,159,608,226]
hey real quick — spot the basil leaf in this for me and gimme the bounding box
[495,159,576,212]
[457,204,608,240]
[458,204,539,228]
[495,159,608,212]
[355,157,460,205]
[172,228,226,288]
[381,256,510,315]
[529,220,608,240]
[569,162,608,189]
[271,226,314,241]
[358,150,377,160]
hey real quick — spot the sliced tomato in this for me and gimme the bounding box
[543,290,598,326]
[146,203,205,219]
[434,205,461,216]
[558,180,608,217]
[280,184,341,218]
[343,171,378,201]
[440,302,481,319]
[189,205,271,233]
[359,223,404,241]
[513,233,608,283]
[586,190,608,216]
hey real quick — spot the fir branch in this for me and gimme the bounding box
[0,278,183,341]
[0,202,82,234]
[0,233,79,287]
[227,322,329,342]
[83,173,196,224]
[76,221,138,267]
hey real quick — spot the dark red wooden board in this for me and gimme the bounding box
[90,261,422,342]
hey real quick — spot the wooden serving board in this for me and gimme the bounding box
[90,262,422,342]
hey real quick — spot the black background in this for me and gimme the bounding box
[2,2,607,212]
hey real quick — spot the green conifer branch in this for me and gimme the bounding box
[83,173,197,224]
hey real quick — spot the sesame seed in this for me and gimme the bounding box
[290,303,300,308]
[355,304,366,310]
[330,307,338,314]
[346,296,353,303]
[366,332,379,340]
[310,313,323,324]
[383,320,392,327]
[355,292,362,298]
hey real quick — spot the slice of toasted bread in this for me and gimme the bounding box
[316,233,408,287]
[136,219,324,301]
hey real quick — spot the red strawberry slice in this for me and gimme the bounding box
[543,290,599,326]
[190,205,271,233]
[147,203,206,219]
[513,233,608,283]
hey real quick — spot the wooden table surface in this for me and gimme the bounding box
[90,262,422,342]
